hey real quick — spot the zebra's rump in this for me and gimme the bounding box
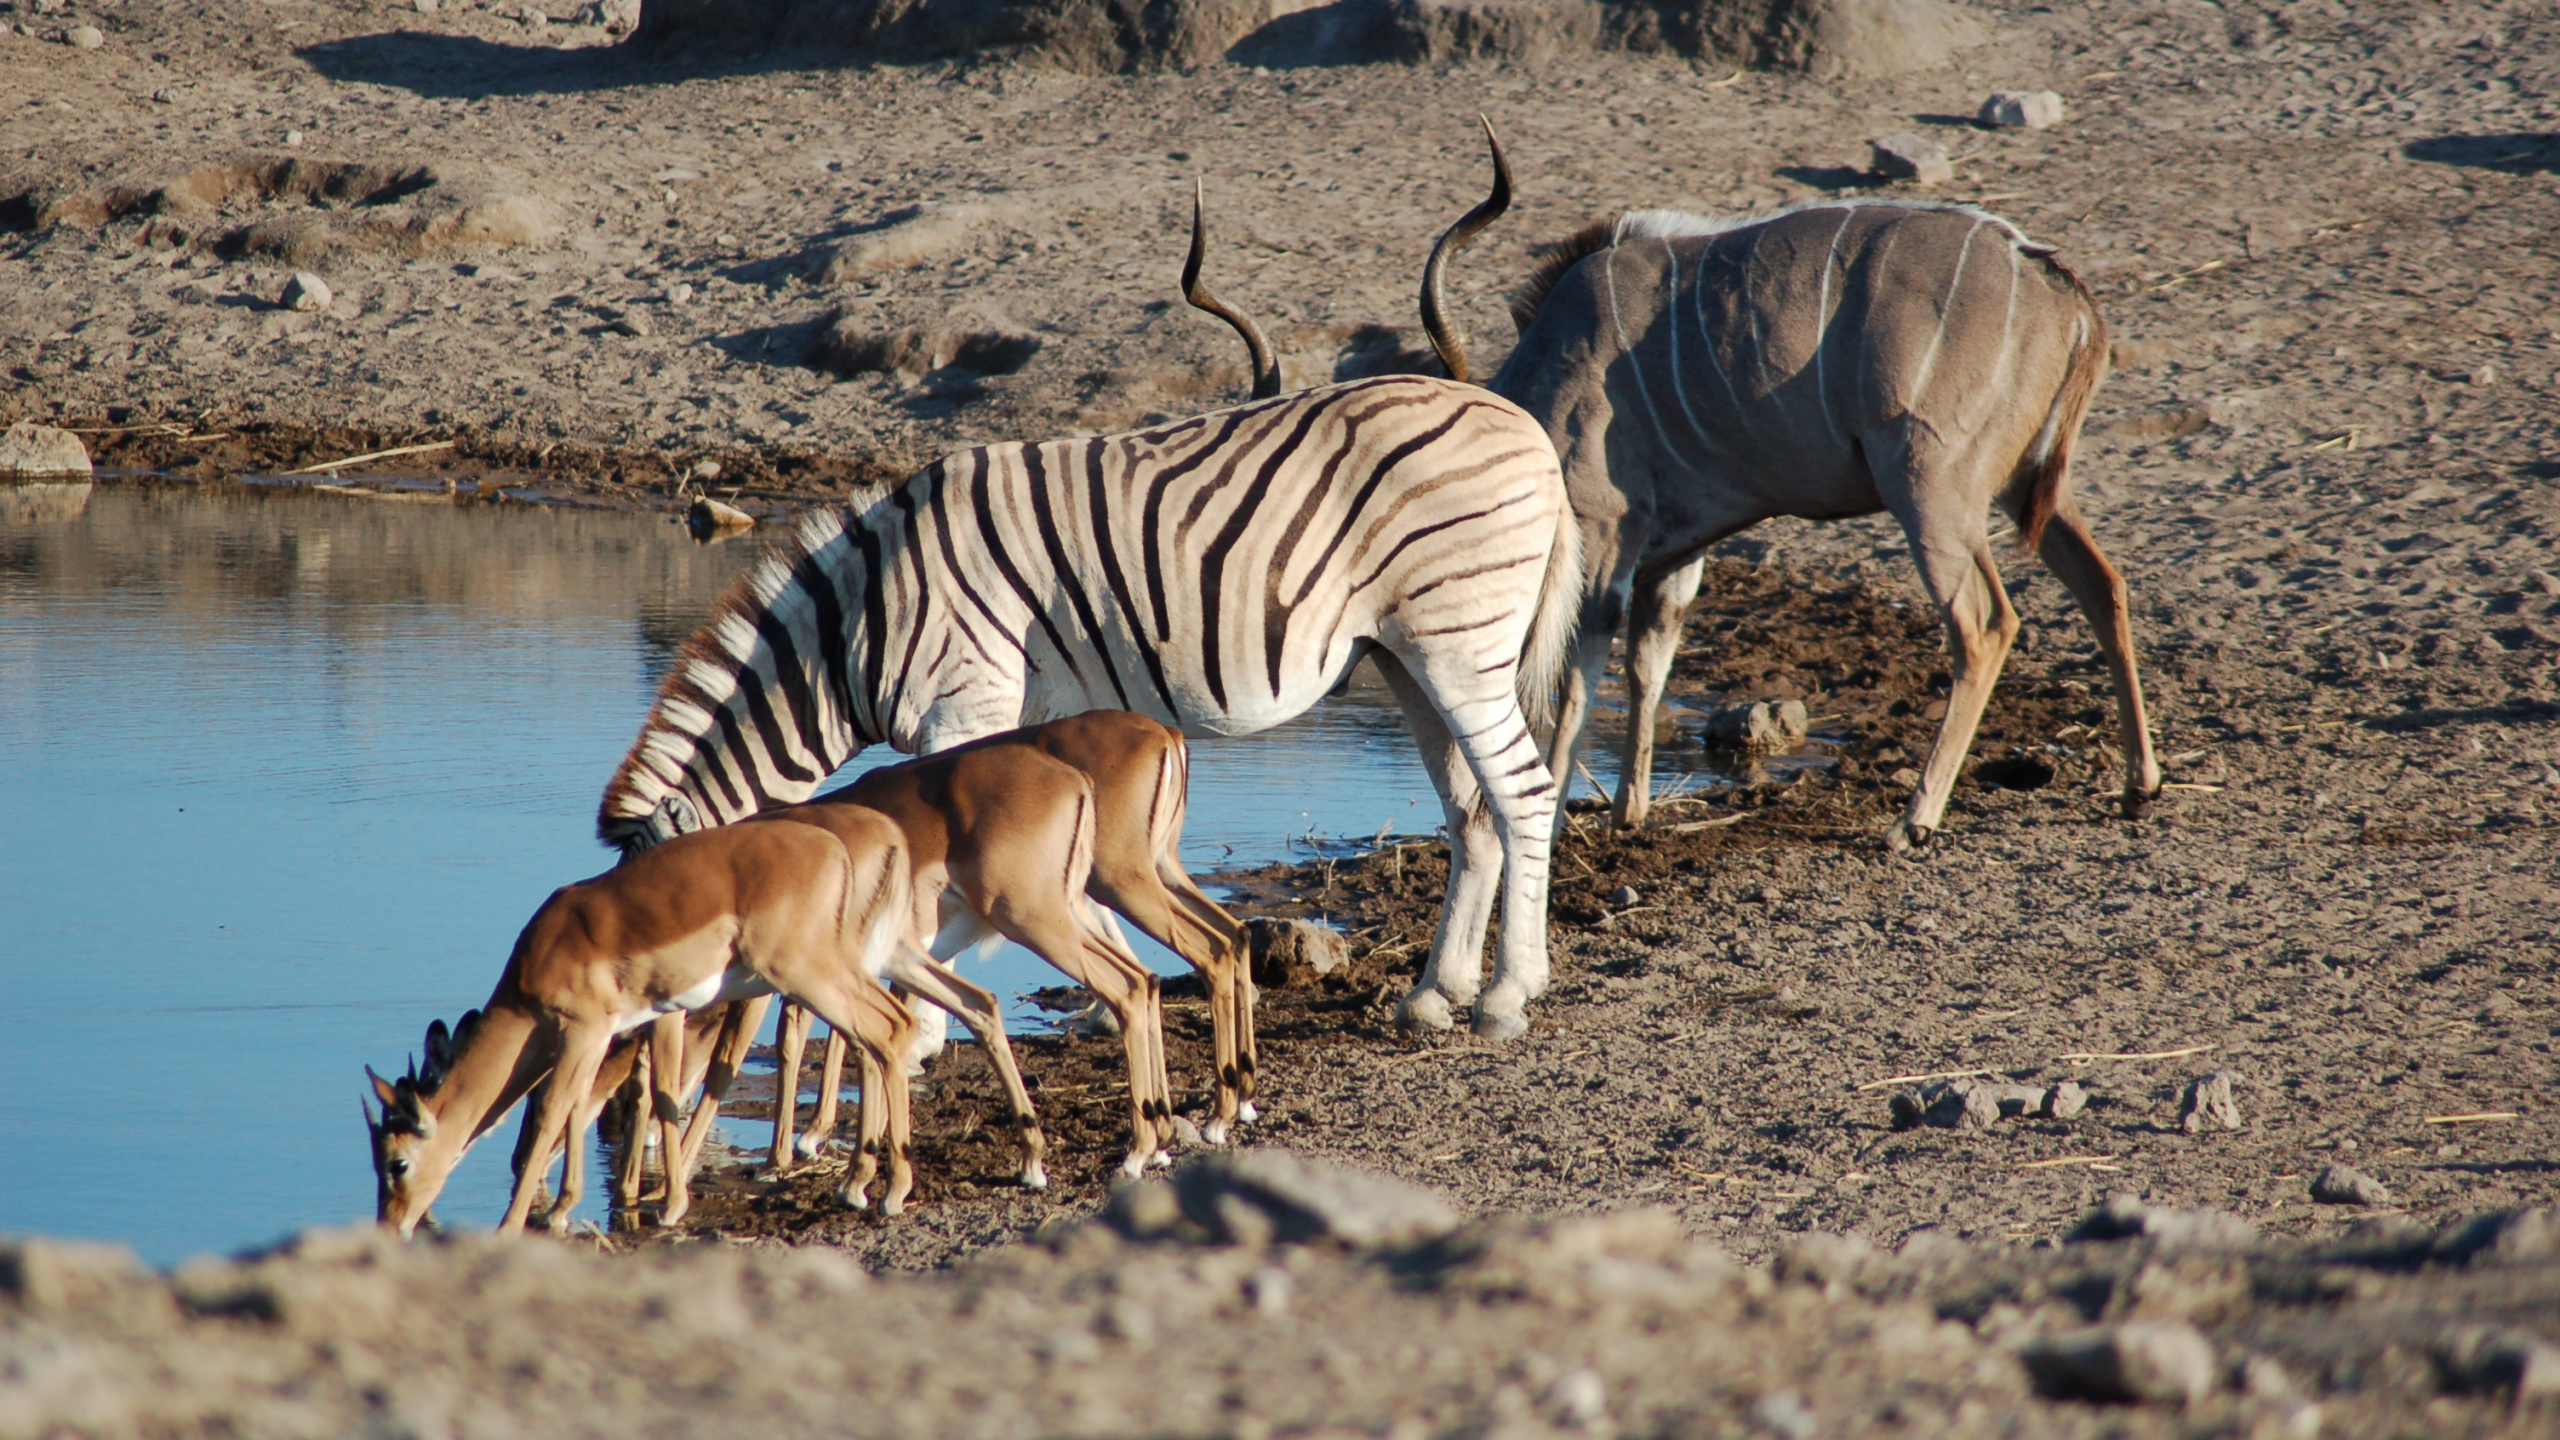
[598,374,1571,845]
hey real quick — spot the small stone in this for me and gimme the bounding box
[609,314,653,338]
[687,496,754,534]
[0,422,93,476]
[1890,1078,2051,1131]
[2064,1194,2255,1251]
[1242,1264,1292,1316]
[1750,1388,1817,1440]
[2179,1071,2244,1134]
[1871,132,1953,185]
[1101,1177,1184,1241]
[2471,361,2499,386]
[666,282,695,304]
[280,272,331,312]
[284,129,303,147]
[686,458,722,483]
[2433,1207,2559,1266]
[2044,1080,2088,1120]
[1979,89,2065,129]
[1247,917,1349,988]
[1174,1149,1461,1250]
[1693,699,1809,754]
[414,0,440,11]
[2436,1324,2560,1398]
[1609,885,1641,908]
[65,22,102,46]
[2022,1321,2219,1406]
[2310,1164,2388,1206]
[1165,1113,1204,1148]
[1549,1368,1610,1431]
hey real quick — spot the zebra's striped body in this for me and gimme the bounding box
[600,374,1581,1039]
[1486,199,2158,849]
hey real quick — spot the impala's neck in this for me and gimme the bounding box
[597,506,886,853]
[384,1003,547,1236]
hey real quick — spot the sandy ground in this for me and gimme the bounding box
[5,0,2558,1432]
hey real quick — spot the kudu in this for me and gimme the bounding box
[1415,134,2159,856]
[364,817,931,1236]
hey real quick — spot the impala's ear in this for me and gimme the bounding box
[362,1095,382,1132]
[366,1066,401,1110]
[453,1009,482,1052]
[421,1020,454,1087]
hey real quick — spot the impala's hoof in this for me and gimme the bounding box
[1471,1007,1530,1043]
[1200,1118,1231,1148]
[1120,1152,1149,1181]
[1022,1162,1049,1191]
[1397,988,1456,1032]
[793,1133,824,1160]
[839,1186,870,1212]
[1237,1100,1260,1124]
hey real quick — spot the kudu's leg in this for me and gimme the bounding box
[885,948,1050,1189]
[1889,519,2022,852]
[500,1023,611,1236]
[1542,627,1610,845]
[1614,555,1707,829]
[2030,498,2162,815]
[1378,653,1503,1033]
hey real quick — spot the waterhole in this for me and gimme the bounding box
[3,480,1744,1258]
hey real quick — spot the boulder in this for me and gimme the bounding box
[1248,917,1350,987]
[2021,1321,2218,1406]
[1979,89,2063,128]
[0,422,92,476]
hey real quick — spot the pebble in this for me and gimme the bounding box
[2065,1194,2257,1252]
[1549,1368,1610,1431]
[280,272,331,312]
[686,458,721,483]
[2021,1320,2219,1406]
[1979,90,2064,129]
[2432,1207,2558,1266]
[2310,1164,2389,1206]
[1870,132,1952,185]
[284,129,303,147]
[2435,1324,2560,1398]
[1242,1264,1292,1316]
[666,282,695,304]
[65,22,102,46]
[608,314,653,338]
[1171,1149,1461,1250]
[1609,885,1641,908]
[2179,1071,2244,1134]
[414,0,439,10]
[1750,1388,1816,1440]
[1889,1078,2083,1131]
[686,496,754,533]
[1691,698,1809,754]
[0,422,93,476]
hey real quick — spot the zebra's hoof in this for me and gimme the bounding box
[1471,1007,1529,1042]
[1397,988,1455,1032]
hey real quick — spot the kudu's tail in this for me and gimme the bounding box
[1516,500,1584,734]
[2017,260,2111,553]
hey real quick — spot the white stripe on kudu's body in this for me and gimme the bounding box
[599,373,1580,1041]
[1468,196,2158,850]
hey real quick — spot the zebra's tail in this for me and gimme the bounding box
[1515,504,1585,734]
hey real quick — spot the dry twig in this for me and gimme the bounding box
[282,440,457,476]
[2057,1043,2213,1065]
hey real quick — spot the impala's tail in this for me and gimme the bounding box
[2017,259,2110,552]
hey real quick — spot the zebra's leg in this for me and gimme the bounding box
[2029,496,2162,817]
[1397,650,1560,1042]
[1887,512,2021,853]
[1373,652,1502,1033]
[1614,555,1706,829]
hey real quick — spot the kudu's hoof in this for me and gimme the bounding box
[1471,1007,1530,1043]
[2121,786,2160,820]
[1397,988,1457,1033]
[1884,818,1935,854]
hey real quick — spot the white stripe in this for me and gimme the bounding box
[1813,207,1855,450]
[1600,246,1701,479]
[1656,240,1718,456]
[1620,197,2042,252]
[1689,240,1747,418]
[1908,221,1984,409]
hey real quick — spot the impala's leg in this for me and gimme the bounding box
[1888,515,2022,852]
[1615,555,1706,829]
[501,1022,610,1237]
[676,995,770,1185]
[797,1026,846,1160]
[843,1024,887,1209]
[647,1011,691,1226]
[1096,859,1252,1141]
[771,1000,811,1175]
[799,981,916,1215]
[886,948,1049,1189]
[611,1034,651,1215]
[2030,497,2162,816]
[1375,653,1502,1033]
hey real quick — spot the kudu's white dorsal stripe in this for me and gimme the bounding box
[1463,192,2160,851]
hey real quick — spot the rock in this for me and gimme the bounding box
[686,497,755,535]
[2046,1080,2088,1120]
[1772,1231,1883,1292]
[812,314,1044,384]
[1871,132,1953,184]
[0,422,93,477]
[2435,1324,2560,1398]
[1242,1264,1292,1316]
[1692,698,1810,753]
[1172,1149,1461,1250]
[2179,1071,2244,1134]
[1549,1368,1610,1431]
[686,459,721,483]
[65,22,102,46]
[1979,89,2063,128]
[1247,917,1349,988]
[666,282,695,304]
[1750,1389,1817,1440]
[1609,885,1641,907]
[2310,1165,2389,1206]
[1,1238,147,1315]
[1889,1077,2057,1130]
[415,0,440,11]
[1100,1177,1184,1241]
[2021,1321,2219,1406]
[280,272,332,312]
[2433,1208,2560,1267]
[608,313,654,338]
[2066,1194,2256,1252]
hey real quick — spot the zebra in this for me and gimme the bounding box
[1417,150,2159,852]
[597,199,1583,1041]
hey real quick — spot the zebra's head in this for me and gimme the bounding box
[600,789,703,859]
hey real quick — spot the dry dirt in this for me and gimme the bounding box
[5,0,2559,1433]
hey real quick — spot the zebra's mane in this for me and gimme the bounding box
[1510,198,2051,334]
[594,504,860,844]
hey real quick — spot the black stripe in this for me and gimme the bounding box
[1404,551,1542,602]
[1201,396,1335,709]
[847,505,894,747]
[1142,407,1259,640]
[1291,405,1472,610]
[879,486,936,733]
[1087,437,1177,715]
[738,674,817,788]
[785,537,860,750]
[1349,486,1542,598]
[707,706,768,810]
[747,605,826,772]
[970,448,1082,688]
[927,459,1025,662]
[1024,443,1129,708]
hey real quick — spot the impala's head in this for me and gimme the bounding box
[362,1010,476,1237]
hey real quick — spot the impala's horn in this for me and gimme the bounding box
[1182,179,1281,401]
[366,1065,400,1111]
[1419,114,1514,385]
